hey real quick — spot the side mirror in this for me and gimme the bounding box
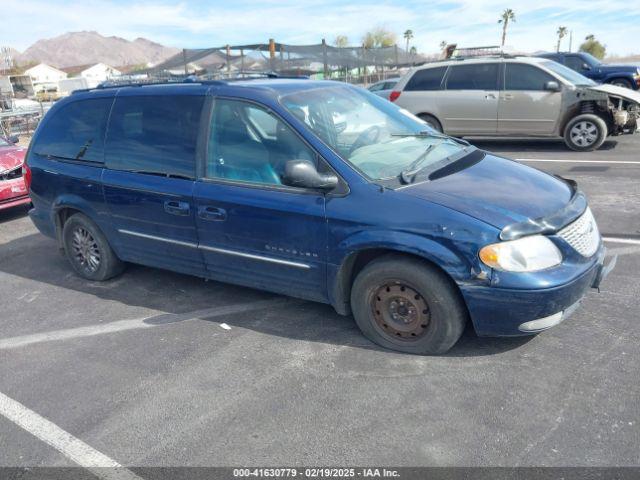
[544,81,561,92]
[284,160,339,191]
[582,63,592,71]
[8,135,19,144]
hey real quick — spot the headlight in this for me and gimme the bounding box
[479,235,562,272]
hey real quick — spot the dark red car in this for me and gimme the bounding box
[0,135,30,210]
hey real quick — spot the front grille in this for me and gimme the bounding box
[558,207,600,257]
[0,166,22,182]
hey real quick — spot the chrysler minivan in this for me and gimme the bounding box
[25,78,615,354]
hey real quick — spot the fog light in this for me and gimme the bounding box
[518,312,563,333]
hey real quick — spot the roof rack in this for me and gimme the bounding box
[71,72,309,94]
[447,45,517,60]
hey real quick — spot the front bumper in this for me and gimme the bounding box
[460,249,617,337]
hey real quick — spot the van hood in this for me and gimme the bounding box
[399,152,573,230]
[587,83,640,104]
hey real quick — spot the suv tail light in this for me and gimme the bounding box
[389,91,401,102]
[22,163,32,191]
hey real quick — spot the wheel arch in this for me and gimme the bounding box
[415,112,443,130]
[329,236,475,316]
[51,196,102,249]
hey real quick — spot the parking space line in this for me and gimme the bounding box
[0,298,290,350]
[603,236,640,246]
[0,391,142,480]
[516,158,640,165]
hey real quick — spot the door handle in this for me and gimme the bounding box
[502,94,514,100]
[198,205,227,221]
[485,93,496,100]
[164,200,190,216]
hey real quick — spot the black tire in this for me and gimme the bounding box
[62,213,124,281]
[418,113,443,133]
[563,114,608,152]
[350,254,467,355]
[609,78,633,89]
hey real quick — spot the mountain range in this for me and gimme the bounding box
[9,31,179,68]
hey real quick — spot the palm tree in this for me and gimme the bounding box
[404,29,414,56]
[498,9,515,47]
[556,26,568,52]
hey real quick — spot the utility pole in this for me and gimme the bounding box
[568,30,573,52]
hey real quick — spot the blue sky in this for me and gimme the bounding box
[4,0,640,56]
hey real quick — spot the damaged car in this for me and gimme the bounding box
[0,134,30,211]
[390,56,640,151]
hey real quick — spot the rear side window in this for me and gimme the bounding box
[564,56,585,71]
[505,64,555,91]
[33,98,112,162]
[405,67,447,91]
[446,64,499,90]
[105,95,205,179]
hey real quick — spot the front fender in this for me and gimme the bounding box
[328,230,489,315]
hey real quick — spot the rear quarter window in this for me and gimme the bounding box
[105,95,205,179]
[404,67,447,91]
[32,98,113,162]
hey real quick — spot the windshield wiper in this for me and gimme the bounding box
[392,130,471,147]
[399,143,441,184]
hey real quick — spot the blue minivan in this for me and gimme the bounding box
[25,78,615,354]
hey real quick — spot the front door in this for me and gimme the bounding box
[102,93,206,276]
[439,63,499,135]
[498,63,562,135]
[194,98,328,301]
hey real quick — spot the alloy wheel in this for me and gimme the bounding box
[71,227,101,274]
[570,121,598,147]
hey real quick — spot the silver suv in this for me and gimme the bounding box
[391,56,640,151]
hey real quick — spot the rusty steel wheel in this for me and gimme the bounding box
[371,282,431,341]
[351,254,467,354]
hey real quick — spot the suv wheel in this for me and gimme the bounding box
[350,254,467,355]
[609,79,632,89]
[62,213,124,281]
[564,114,608,152]
[418,114,443,133]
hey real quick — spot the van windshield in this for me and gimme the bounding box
[280,85,471,181]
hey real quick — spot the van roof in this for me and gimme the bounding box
[70,77,337,97]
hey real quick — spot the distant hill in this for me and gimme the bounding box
[13,31,179,68]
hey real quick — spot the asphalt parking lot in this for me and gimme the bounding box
[0,134,639,473]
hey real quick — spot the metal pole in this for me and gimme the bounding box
[269,38,276,72]
[182,49,188,75]
[394,44,399,68]
[240,48,245,76]
[568,31,573,52]
[226,45,231,74]
[322,38,329,79]
[280,45,284,73]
